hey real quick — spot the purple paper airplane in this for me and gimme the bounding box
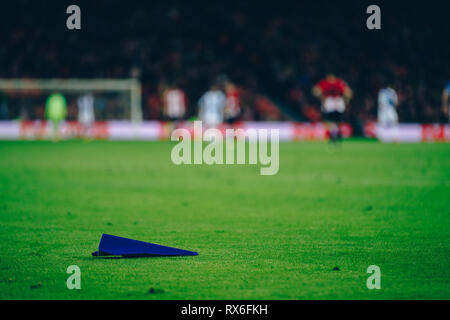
[92,234,198,257]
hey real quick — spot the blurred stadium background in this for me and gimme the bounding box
[0,0,449,141]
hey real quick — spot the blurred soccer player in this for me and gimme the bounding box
[163,85,188,121]
[378,85,399,127]
[442,81,450,123]
[198,85,226,127]
[224,82,241,123]
[77,93,95,138]
[312,74,352,142]
[45,93,67,141]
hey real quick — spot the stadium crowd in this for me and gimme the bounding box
[0,1,448,127]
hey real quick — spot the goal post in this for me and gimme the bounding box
[0,78,142,122]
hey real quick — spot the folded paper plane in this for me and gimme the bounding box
[92,234,198,257]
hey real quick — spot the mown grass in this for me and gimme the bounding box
[0,140,448,299]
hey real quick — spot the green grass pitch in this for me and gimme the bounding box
[0,140,448,299]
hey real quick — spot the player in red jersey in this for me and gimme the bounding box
[312,74,352,142]
[224,82,241,123]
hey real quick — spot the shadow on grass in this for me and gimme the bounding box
[92,254,194,259]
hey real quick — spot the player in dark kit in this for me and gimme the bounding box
[442,81,450,123]
[313,74,352,142]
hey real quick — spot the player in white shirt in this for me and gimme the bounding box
[198,85,226,127]
[77,93,95,137]
[378,87,399,127]
[163,87,187,120]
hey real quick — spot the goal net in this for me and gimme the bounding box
[0,78,142,123]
